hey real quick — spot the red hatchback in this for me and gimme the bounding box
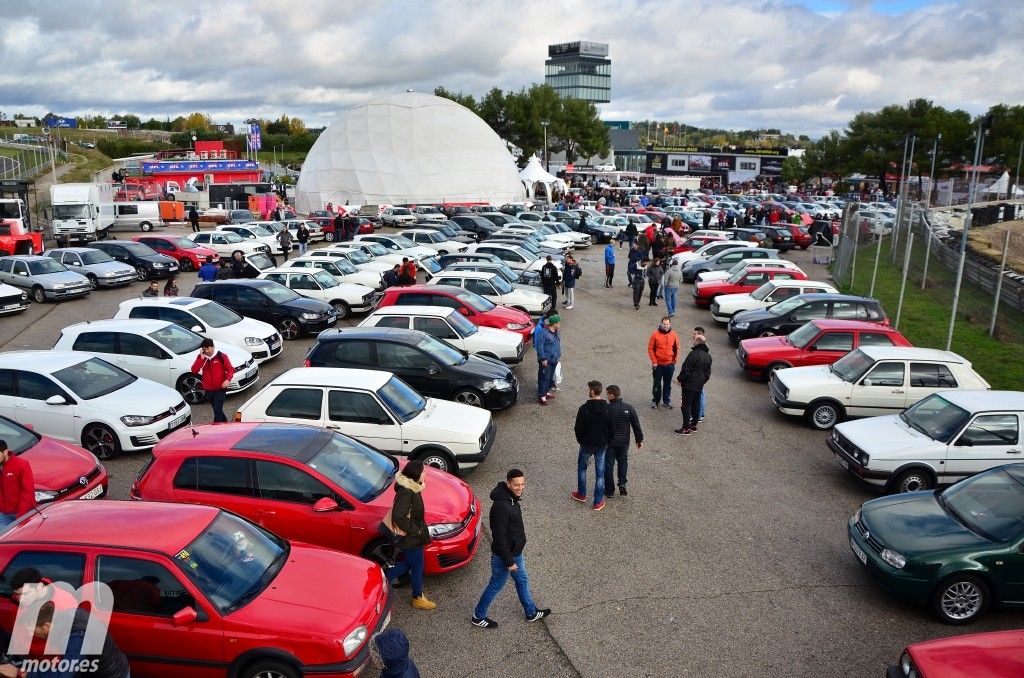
[736,319,912,380]
[134,235,219,272]
[675,235,726,254]
[788,224,812,249]
[0,500,389,678]
[890,629,1024,678]
[692,267,807,307]
[134,422,482,575]
[377,284,535,341]
[0,414,107,504]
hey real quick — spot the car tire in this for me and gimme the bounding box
[324,230,335,242]
[361,537,398,567]
[176,373,206,405]
[239,658,300,678]
[931,574,990,625]
[805,400,844,430]
[86,274,98,290]
[135,266,149,281]
[139,221,153,232]
[417,448,457,475]
[31,286,46,303]
[453,387,486,408]
[82,424,121,460]
[890,467,933,494]
[757,329,777,338]
[764,363,788,382]
[179,257,194,272]
[330,301,350,319]
[278,317,302,340]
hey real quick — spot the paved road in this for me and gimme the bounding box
[4,227,1020,677]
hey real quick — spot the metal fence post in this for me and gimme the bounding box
[895,230,915,329]
[869,230,883,297]
[988,229,1011,337]
[920,214,932,290]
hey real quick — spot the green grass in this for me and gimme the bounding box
[836,238,1024,390]
[61,147,115,183]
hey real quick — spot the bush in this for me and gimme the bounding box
[96,139,171,158]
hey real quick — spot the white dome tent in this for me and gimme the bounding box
[295,93,526,211]
[518,156,566,204]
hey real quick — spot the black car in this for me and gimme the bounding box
[570,217,616,243]
[305,327,519,410]
[436,252,501,269]
[727,293,888,343]
[451,215,500,240]
[476,212,522,228]
[728,227,767,244]
[89,241,179,280]
[191,279,337,340]
[760,226,796,252]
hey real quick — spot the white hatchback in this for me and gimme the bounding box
[427,270,551,316]
[710,280,839,323]
[696,258,803,283]
[258,267,377,319]
[306,246,394,274]
[282,256,383,289]
[397,229,468,256]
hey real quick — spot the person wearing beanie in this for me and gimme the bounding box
[534,314,561,405]
[371,629,420,678]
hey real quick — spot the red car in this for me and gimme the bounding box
[890,629,1024,678]
[377,284,535,341]
[692,267,807,307]
[133,235,218,272]
[319,216,375,242]
[675,235,726,254]
[0,414,107,503]
[133,422,482,575]
[736,319,912,380]
[0,500,389,678]
[787,224,812,249]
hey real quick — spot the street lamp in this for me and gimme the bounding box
[926,133,941,206]
[541,120,549,173]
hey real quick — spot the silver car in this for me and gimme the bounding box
[47,247,137,289]
[0,255,91,303]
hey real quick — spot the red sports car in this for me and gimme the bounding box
[133,235,218,272]
[377,284,534,341]
[0,414,107,504]
[890,629,1024,678]
[692,267,807,307]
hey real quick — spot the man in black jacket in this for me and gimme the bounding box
[472,469,550,629]
[571,380,614,511]
[603,384,643,498]
[539,256,560,309]
[675,329,712,435]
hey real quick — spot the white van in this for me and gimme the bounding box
[111,201,164,232]
[50,183,115,245]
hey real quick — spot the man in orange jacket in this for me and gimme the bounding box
[647,316,680,409]
[191,338,235,423]
[0,440,35,530]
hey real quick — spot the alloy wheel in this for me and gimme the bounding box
[83,425,118,460]
[177,374,206,404]
[941,582,983,621]
[811,404,838,429]
[136,266,148,281]
[279,318,301,340]
[453,389,484,408]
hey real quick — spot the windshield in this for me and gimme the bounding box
[171,237,199,249]
[536,225,556,235]
[53,357,136,399]
[262,284,300,303]
[343,249,371,264]
[247,225,274,237]
[27,259,67,275]
[457,289,495,312]
[364,243,388,256]
[175,512,287,615]
[447,310,478,337]
[246,253,274,270]
[727,269,748,284]
[550,223,570,233]
[942,468,1024,543]
[392,208,411,215]
[787,321,821,349]
[312,270,338,288]
[391,235,416,248]
[490,275,514,294]
[308,433,396,503]
[79,250,113,265]
[438,225,458,238]
[121,242,156,256]
[750,282,774,301]
[768,295,806,316]
[148,324,203,355]
[517,240,540,254]
[0,417,39,454]
[192,301,242,328]
[424,232,444,243]
[221,232,244,244]
[418,335,467,366]
[331,259,358,274]
[378,375,426,423]
[53,205,90,219]
[900,394,971,443]
[830,349,874,382]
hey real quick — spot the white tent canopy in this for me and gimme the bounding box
[982,171,1010,194]
[518,156,567,203]
[295,93,525,211]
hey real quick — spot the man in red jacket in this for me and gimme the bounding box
[191,338,234,423]
[0,440,35,530]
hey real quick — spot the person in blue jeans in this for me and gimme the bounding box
[570,380,614,510]
[534,314,561,405]
[472,469,550,629]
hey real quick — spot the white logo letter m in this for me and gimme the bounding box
[8,581,114,656]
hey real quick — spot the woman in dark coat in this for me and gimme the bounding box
[385,461,435,610]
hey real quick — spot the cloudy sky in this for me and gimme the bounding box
[1,0,1020,136]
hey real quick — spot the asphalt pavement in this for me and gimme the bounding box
[3,226,1020,677]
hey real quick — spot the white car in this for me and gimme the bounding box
[465,243,545,272]
[428,270,551,316]
[257,267,376,319]
[282,256,383,289]
[769,346,991,430]
[190,231,270,258]
[0,351,190,459]
[829,390,1024,493]
[0,282,29,316]
[281,219,326,243]
[411,206,446,222]
[672,241,755,266]
[381,207,419,227]
[115,297,283,363]
[593,216,628,235]
[515,222,591,248]
[710,280,839,323]
[333,242,408,269]
[54,319,259,404]
[235,367,495,475]
[353,234,436,262]
[496,227,573,253]
[696,258,803,283]
[359,305,525,364]
[309,246,394,274]
[217,224,280,253]
[397,229,469,255]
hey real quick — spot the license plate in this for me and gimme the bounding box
[167,413,187,429]
[850,537,868,565]
[834,453,849,470]
[3,304,20,310]
[79,485,103,500]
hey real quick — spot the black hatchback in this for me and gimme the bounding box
[305,326,519,410]
[191,279,336,340]
[90,241,179,280]
[727,293,888,343]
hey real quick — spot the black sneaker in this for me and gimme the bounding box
[651,402,659,409]
[471,616,498,629]
[619,486,627,496]
[526,609,551,622]
[604,489,615,499]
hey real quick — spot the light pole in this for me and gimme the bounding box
[541,121,549,173]
[926,134,941,207]
[1013,138,1023,200]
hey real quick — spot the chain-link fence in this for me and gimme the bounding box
[0,142,67,180]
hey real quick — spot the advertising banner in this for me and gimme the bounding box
[142,160,259,174]
[645,153,667,173]
[760,158,784,175]
[247,123,262,151]
[44,115,77,128]
[710,155,735,171]
[687,155,712,172]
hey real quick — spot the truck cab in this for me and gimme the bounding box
[50,182,115,245]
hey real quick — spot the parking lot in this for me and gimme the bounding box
[4,226,1020,677]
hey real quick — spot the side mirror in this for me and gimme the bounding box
[806,345,817,351]
[312,497,340,512]
[862,379,873,387]
[427,365,441,376]
[172,607,198,626]
[45,395,67,406]
[458,307,470,316]
[191,325,204,333]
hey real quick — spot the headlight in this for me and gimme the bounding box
[831,429,838,442]
[860,453,870,466]
[881,549,906,569]
[900,652,917,678]
[52,283,67,290]
[20,293,27,300]
[300,312,321,320]
[485,379,512,391]
[153,262,167,268]
[506,322,529,330]
[120,414,158,426]
[34,490,58,503]
[733,321,750,330]
[428,522,463,539]
[244,336,263,346]
[341,625,367,656]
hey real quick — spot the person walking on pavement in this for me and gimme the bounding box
[631,259,647,310]
[472,469,551,629]
[562,255,581,310]
[624,220,637,248]
[296,222,310,255]
[384,461,437,611]
[663,259,682,317]
[674,330,712,435]
[188,206,201,233]
[0,439,35,530]
[603,385,643,499]
[197,255,219,282]
[191,338,234,423]
[571,380,613,511]
[604,241,615,288]
[276,227,292,261]
[627,243,643,286]
[646,256,664,307]
[534,314,561,405]
[540,256,560,309]
[648,316,680,409]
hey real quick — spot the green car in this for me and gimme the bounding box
[848,463,1024,624]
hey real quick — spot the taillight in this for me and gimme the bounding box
[303,358,311,367]
[233,412,242,422]
[129,481,141,500]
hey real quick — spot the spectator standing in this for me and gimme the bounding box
[647,316,680,409]
[624,220,638,248]
[603,242,615,288]
[197,255,219,282]
[276,227,292,261]
[384,461,436,611]
[191,338,234,423]
[0,440,34,530]
[333,213,345,241]
[229,251,246,278]
[371,629,421,678]
[631,259,647,310]
[401,258,418,285]
[296,223,310,255]
[571,380,613,510]
[188,206,200,233]
[142,281,160,297]
[163,275,178,297]
[702,210,713,229]
[216,260,234,279]
[603,385,643,498]
[663,259,682,317]
[472,469,551,629]
[674,330,712,435]
[562,255,581,310]
[646,256,664,307]
[539,256,560,309]
[534,314,561,405]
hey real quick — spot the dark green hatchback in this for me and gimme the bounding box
[848,463,1024,624]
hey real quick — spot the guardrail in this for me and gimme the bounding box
[0,141,68,180]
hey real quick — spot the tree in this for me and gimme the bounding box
[172,112,211,132]
[287,116,306,135]
[433,86,478,113]
[781,157,809,185]
[552,97,609,164]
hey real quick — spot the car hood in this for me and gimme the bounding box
[186,245,218,258]
[217,344,253,367]
[860,492,990,555]
[836,415,943,459]
[481,304,530,325]
[505,288,548,304]
[739,335,792,355]
[33,271,88,285]
[908,630,1024,678]
[140,253,177,265]
[409,397,492,440]
[87,262,135,276]
[775,364,844,390]
[672,251,704,264]
[715,292,755,307]
[364,465,476,525]
[473,326,523,349]
[731,306,779,324]
[90,377,184,415]
[451,353,514,379]
[697,270,731,282]
[282,296,334,313]
[23,437,97,492]
[230,316,279,340]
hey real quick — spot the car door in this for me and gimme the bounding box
[326,389,403,454]
[906,362,960,407]
[851,361,908,416]
[11,370,77,442]
[289,273,325,301]
[779,301,829,334]
[170,456,264,521]
[412,316,463,350]
[9,260,30,290]
[114,332,173,387]
[762,286,799,306]
[465,278,499,303]
[103,244,130,265]
[801,330,853,367]
[61,251,84,273]
[257,387,325,426]
[0,548,87,638]
[375,342,444,397]
[252,459,352,551]
[234,286,277,324]
[0,370,14,421]
[945,414,1022,482]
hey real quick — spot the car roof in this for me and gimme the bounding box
[260,267,328,275]
[935,391,1024,412]
[0,350,93,371]
[48,247,102,254]
[63,318,171,334]
[432,270,497,280]
[3,500,218,554]
[272,367,389,390]
[796,293,877,303]
[738,266,803,273]
[856,346,967,363]
[809,319,899,331]
[369,305,454,319]
[195,279,275,289]
[120,296,206,309]
[315,326,425,344]
[0,255,50,261]
[399,229,439,235]
[390,284,461,295]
